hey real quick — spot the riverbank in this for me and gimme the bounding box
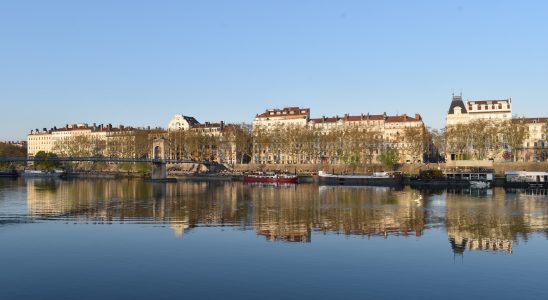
[228,162,548,175]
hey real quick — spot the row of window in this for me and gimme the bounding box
[469,104,510,111]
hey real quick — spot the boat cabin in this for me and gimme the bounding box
[505,171,548,183]
[443,168,494,182]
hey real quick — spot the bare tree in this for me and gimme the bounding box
[502,120,529,161]
[402,125,428,163]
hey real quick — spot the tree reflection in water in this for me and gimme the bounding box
[23,179,548,253]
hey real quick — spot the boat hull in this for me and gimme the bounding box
[22,171,65,178]
[244,176,298,184]
[318,175,403,187]
[504,182,548,189]
[0,170,19,177]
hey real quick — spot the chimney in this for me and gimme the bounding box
[107,124,112,130]
[65,124,69,129]
[147,126,150,130]
[344,113,349,120]
[120,125,124,130]
[403,114,407,121]
[415,113,421,120]
[220,121,225,129]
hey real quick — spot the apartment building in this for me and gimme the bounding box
[446,94,512,126]
[27,123,160,158]
[166,115,250,164]
[252,107,426,164]
[516,117,548,161]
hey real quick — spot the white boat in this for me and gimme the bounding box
[505,171,548,188]
[22,169,65,177]
[470,181,490,189]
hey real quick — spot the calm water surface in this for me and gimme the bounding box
[1,178,548,299]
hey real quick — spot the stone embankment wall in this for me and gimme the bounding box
[492,162,548,174]
[227,162,548,175]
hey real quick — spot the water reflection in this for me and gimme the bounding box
[445,188,548,254]
[14,179,548,252]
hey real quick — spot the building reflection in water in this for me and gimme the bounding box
[25,179,548,253]
[445,188,548,254]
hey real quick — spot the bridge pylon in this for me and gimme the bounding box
[151,138,171,180]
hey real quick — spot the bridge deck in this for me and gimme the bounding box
[0,156,211,164]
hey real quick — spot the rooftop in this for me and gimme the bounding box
[448,95,468,115]
[256,107,310,118]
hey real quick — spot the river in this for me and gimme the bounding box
[1,178,547,299]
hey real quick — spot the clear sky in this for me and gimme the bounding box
[1,0,547,140]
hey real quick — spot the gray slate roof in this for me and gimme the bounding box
[448,95,467,114]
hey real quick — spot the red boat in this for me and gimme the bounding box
[243,173,299,183]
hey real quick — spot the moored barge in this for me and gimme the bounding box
[244,173,299,184]
[317,171,403,186]
[505,171,548,188]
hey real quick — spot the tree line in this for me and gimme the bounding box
[444,119,530,161]
[252,124,430,167]
[28,119,546,168]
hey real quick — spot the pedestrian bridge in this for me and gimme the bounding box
[1,138,212,180]
[0,156,208,164]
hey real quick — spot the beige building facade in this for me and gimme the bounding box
[518,117,548,161]
[252,107,426,165]
[445,94,547,162]
[27,123,159,159]
[167,115,249,164]
[446,94,512,126]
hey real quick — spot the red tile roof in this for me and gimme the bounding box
[385,114,421,122]
[513,117,548,124]
[310,113,422,123]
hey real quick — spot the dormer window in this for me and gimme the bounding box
[454,107,462,114]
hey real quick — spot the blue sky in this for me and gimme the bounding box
[1,0,547,140]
